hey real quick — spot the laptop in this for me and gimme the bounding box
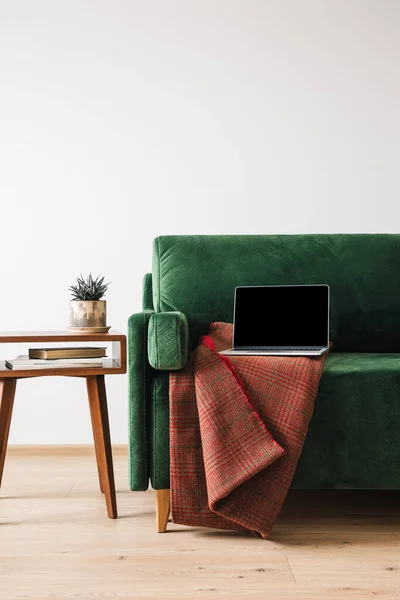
[219,284,330,356]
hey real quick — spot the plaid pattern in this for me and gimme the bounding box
[170,322,328,539]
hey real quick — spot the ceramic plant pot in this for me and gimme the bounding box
[69,300,107,329]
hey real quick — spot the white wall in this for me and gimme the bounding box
[1,0,399,443]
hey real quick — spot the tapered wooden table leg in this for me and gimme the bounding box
[87,380,105,494]
[0,379,17,488]
[86,375,117,518]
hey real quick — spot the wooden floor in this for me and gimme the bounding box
[1,451,400,599]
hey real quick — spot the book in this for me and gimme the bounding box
[6,355,104,370]
[29,347,107,359]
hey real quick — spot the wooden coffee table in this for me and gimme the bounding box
[0,330,126,519]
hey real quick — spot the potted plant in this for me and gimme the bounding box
[68,274,111,332]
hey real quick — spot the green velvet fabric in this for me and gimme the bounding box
[150,353,400,490]
[148,311,189,370]
[152,234,400,351]
[150,373,170,489]
[142,273,153,310]
[128,310,154,491]
[293,352,400,489]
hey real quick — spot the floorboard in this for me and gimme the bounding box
[1,454,399,599]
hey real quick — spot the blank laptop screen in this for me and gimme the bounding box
[233,285,329,348]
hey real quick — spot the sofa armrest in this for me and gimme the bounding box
[128,309,154,491]
[148,311,189,370]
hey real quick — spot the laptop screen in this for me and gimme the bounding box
[233,285,329,348]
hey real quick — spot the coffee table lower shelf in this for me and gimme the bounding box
[0,359,124,378]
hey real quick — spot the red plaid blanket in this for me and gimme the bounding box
[170,322,328,538]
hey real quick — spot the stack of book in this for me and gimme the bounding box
[6,347,107,370]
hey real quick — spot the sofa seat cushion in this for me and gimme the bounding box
[294,352,400,489]
[150,353,400,490]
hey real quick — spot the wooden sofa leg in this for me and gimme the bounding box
[156,489,171,533]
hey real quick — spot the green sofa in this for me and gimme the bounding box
[128,234,400,527]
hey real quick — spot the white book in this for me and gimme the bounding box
[6,355,103,370]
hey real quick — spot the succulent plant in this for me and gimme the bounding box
[69,274,110,301]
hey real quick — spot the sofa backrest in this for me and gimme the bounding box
[152,234,400,352]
